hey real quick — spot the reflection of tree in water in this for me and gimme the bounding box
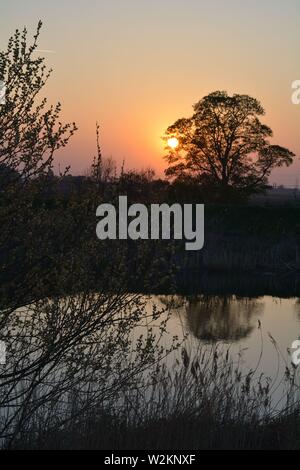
[185,295,264,342]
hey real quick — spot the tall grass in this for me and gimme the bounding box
[11,338,300,450]
[178,235,297,273]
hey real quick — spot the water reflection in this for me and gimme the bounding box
[156,294,300,380]
[185,295,263,342]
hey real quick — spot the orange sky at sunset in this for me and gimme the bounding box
[1,0,299,185]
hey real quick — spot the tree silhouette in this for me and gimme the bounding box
[164,91,295,199]
[0,21,76,186]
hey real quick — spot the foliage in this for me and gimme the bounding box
[0,24,177,447]
[164,91,295,200]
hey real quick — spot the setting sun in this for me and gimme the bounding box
[167,137,179,149]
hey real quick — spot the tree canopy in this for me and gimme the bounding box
[164,91,295,198]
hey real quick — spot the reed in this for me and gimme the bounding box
[11,338,300,450]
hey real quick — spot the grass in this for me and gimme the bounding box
[174,204,300,274]
[10,339,300,450]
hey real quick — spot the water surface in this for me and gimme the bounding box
[143,294,300,408]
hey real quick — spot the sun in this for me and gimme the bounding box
[167,137,179,149]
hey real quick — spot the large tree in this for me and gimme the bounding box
[164,91,295,197]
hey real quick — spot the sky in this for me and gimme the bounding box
[1,0,299,184]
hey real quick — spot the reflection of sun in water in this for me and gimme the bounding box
[167,137,179,149]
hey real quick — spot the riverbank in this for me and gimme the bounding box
[174,204,300,275]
